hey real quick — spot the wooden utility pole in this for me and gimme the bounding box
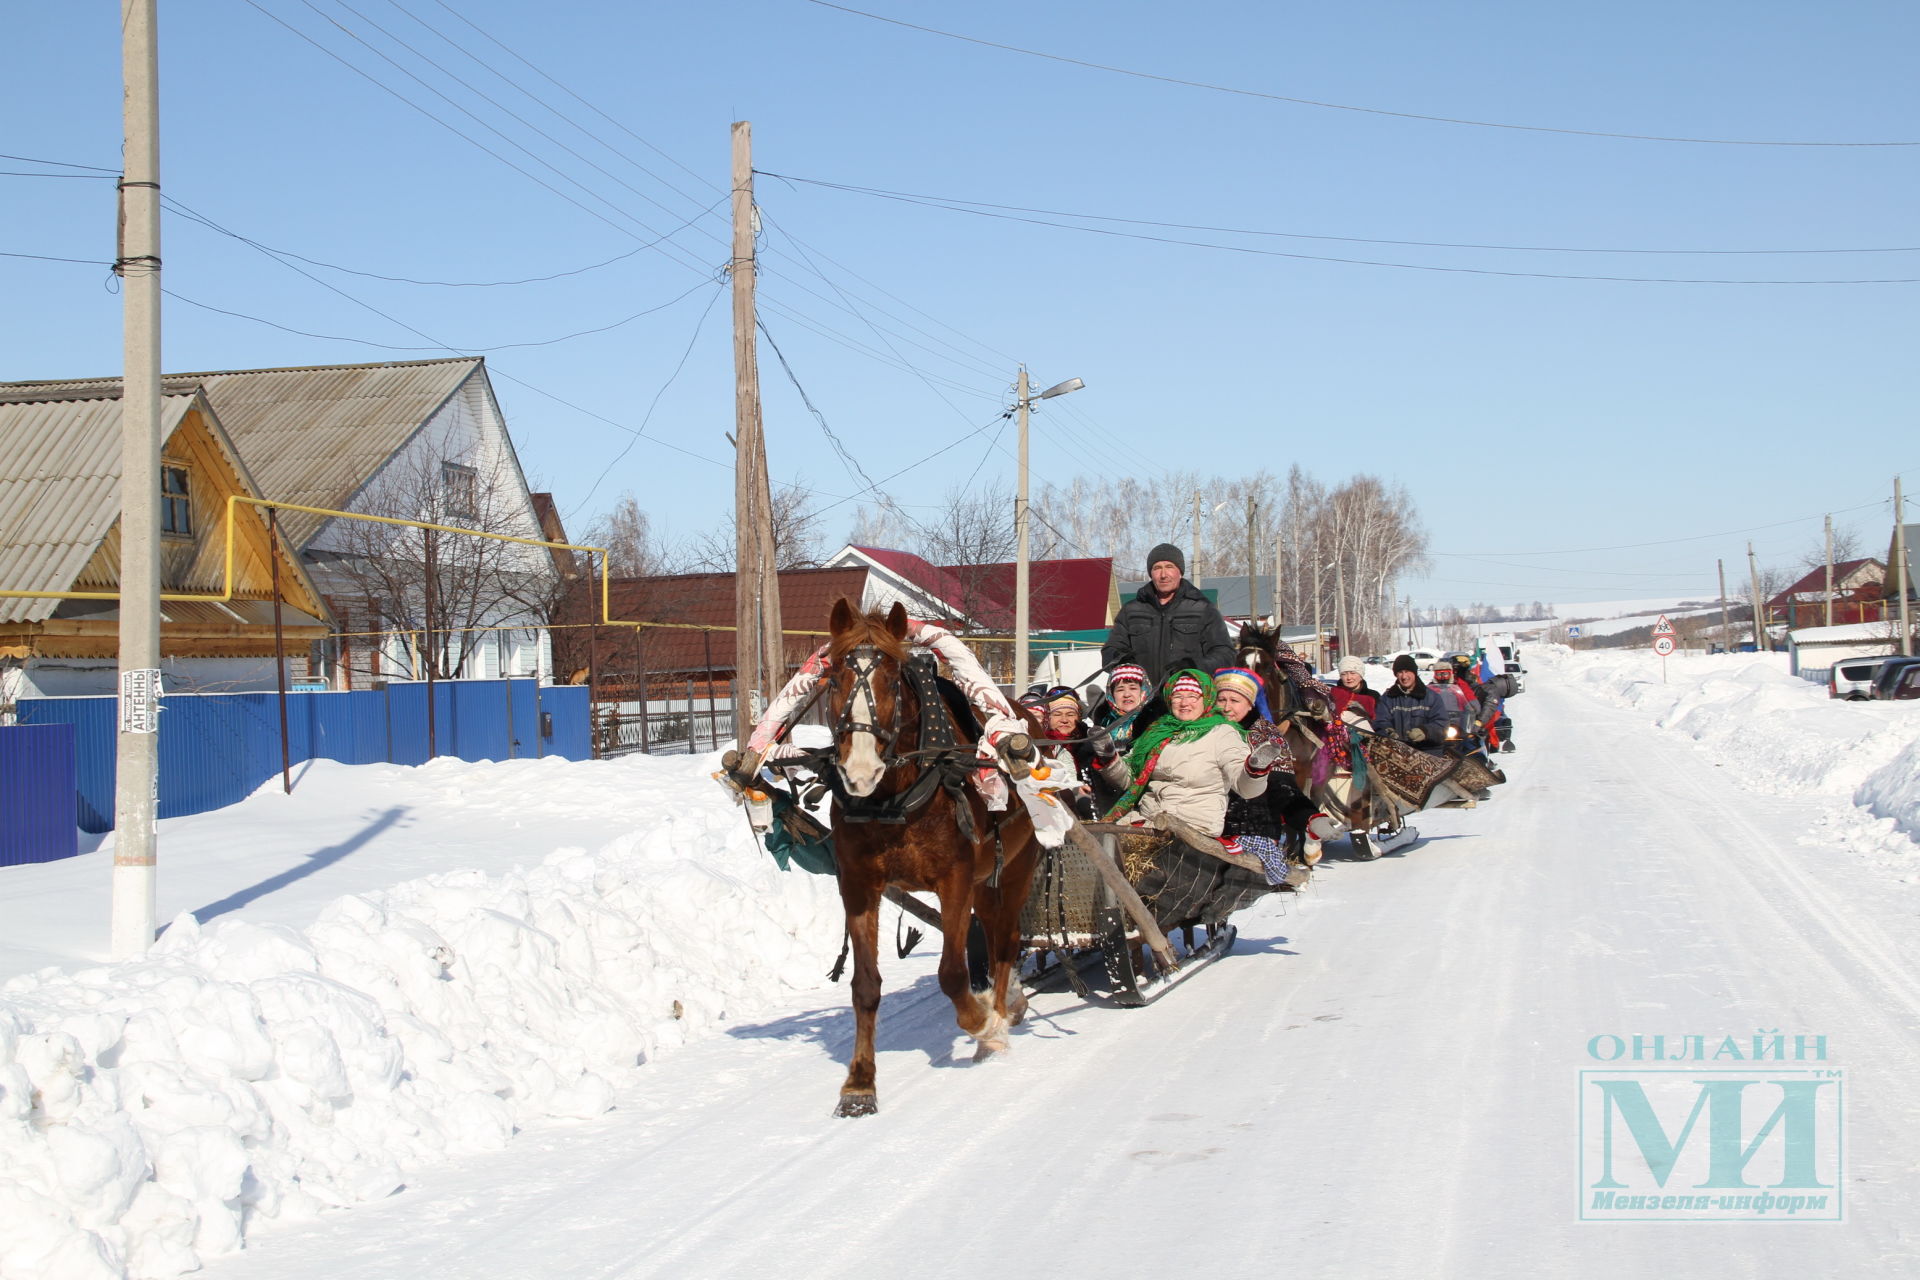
[731,121,781,747]
[1823,514,1835,628]
[1244,496,1258,628]
[1747,541,1767,651]
[1897,475,1912,656]
[112,0,163,959]
[1728,556,1743,652]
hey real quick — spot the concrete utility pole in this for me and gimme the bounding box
[1897,475,1912,656]
[112,0,163,960]
[1244,496,1258,628]
[731,121,781,747]
[1747,541,1767,651]
[1823,514,1835,629]
[1191,490,1204,585]
[1728,556,1743,652]
[1270,531,1283,625]
[1014,365,1032,691]
[1335,554,1348,663]
[1312,555,1323,668]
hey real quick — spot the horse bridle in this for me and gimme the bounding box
[833,644,904,766]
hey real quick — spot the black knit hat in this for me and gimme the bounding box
[1147,543,1185,575]
[1392,654,1419,674]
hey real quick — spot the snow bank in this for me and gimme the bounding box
[0,755,842,1279]
[1535,645,1920,846]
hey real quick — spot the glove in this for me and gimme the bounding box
[1087,726,1117,762]
[1406,728,1427,744]
[1247,741,1284,773]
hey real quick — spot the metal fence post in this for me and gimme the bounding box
[636,635,650,755]
[703,630,719,756]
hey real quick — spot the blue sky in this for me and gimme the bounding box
[4,1,1915,609]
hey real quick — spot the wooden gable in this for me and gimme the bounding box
[70,398,327,622]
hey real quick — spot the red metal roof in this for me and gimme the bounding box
[846,545,1113,630]
[1767,558,1884,608]
[942,557,1115,630]
[554,566,869,678]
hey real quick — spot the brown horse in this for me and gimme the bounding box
[1234,620,1369,840]
[822,599,1041,1118]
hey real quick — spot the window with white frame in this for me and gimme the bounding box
[441,461,477,522]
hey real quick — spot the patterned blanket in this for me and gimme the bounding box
[1360,738,1505,809]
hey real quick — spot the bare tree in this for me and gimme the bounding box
[319,450,555,682]
[684,481,823,572]
[1798,524,1864,575]
[583,492,679,578]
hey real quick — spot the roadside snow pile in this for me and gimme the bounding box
[1536,645,1920,842]
[0,754,842,1279]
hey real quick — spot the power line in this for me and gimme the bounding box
[166,193,725,287]
[763,175,1920,285]
[568,284,726,516]
[800,0,1920,148]
[349,0,1008,397]
[246,1,1022,417]
[0,153,117,171]
[163,275,718,352]
[762,173,1920,257]
[1,249,108,266]
[812,413,1011,516]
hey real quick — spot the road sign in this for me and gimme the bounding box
[1652,636,1676,657]
[1567,625,1583,638]
[1652,615,1676,636]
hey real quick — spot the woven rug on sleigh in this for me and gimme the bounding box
[1360,737,1462,809]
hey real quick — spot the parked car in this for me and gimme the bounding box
[1829,657,1886,700]
[1870,655,1920,700]
[1890,664,1920,701]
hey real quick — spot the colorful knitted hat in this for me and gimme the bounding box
[1168,672,1206,699]
[1109,663,1148,688]
[1212,666,1272,721]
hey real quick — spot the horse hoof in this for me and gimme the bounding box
[835,1091,878,1118]
[1007,992,1030,1027]
[973,1037,1010,1062]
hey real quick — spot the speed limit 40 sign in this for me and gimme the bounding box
[1652,635,1676,657]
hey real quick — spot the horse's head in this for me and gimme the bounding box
[1235,618,1290,714]
[825,598,912,797]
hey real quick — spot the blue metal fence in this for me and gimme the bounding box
[13,680,591,837]
[0,722,80,866]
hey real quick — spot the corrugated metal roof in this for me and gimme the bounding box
[555,567,871,676]
[0,358,480,549]
[0,393,197,624]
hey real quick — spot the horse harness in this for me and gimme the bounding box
[812,648,1010,882]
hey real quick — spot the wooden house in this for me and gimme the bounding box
[0,386,330,697]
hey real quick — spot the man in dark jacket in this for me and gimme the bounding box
[1100,543,1235,687]
[1375,654,1451,750]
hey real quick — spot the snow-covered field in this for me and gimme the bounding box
[4,654,1919,1279]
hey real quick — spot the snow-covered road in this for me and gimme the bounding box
[194,677,1920,1279]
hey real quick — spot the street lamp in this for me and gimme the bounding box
[1014,367,1085,691]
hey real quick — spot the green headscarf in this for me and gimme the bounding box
[1103,669,1246,821]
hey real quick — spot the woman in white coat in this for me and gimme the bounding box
[1094,669,1280,836]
